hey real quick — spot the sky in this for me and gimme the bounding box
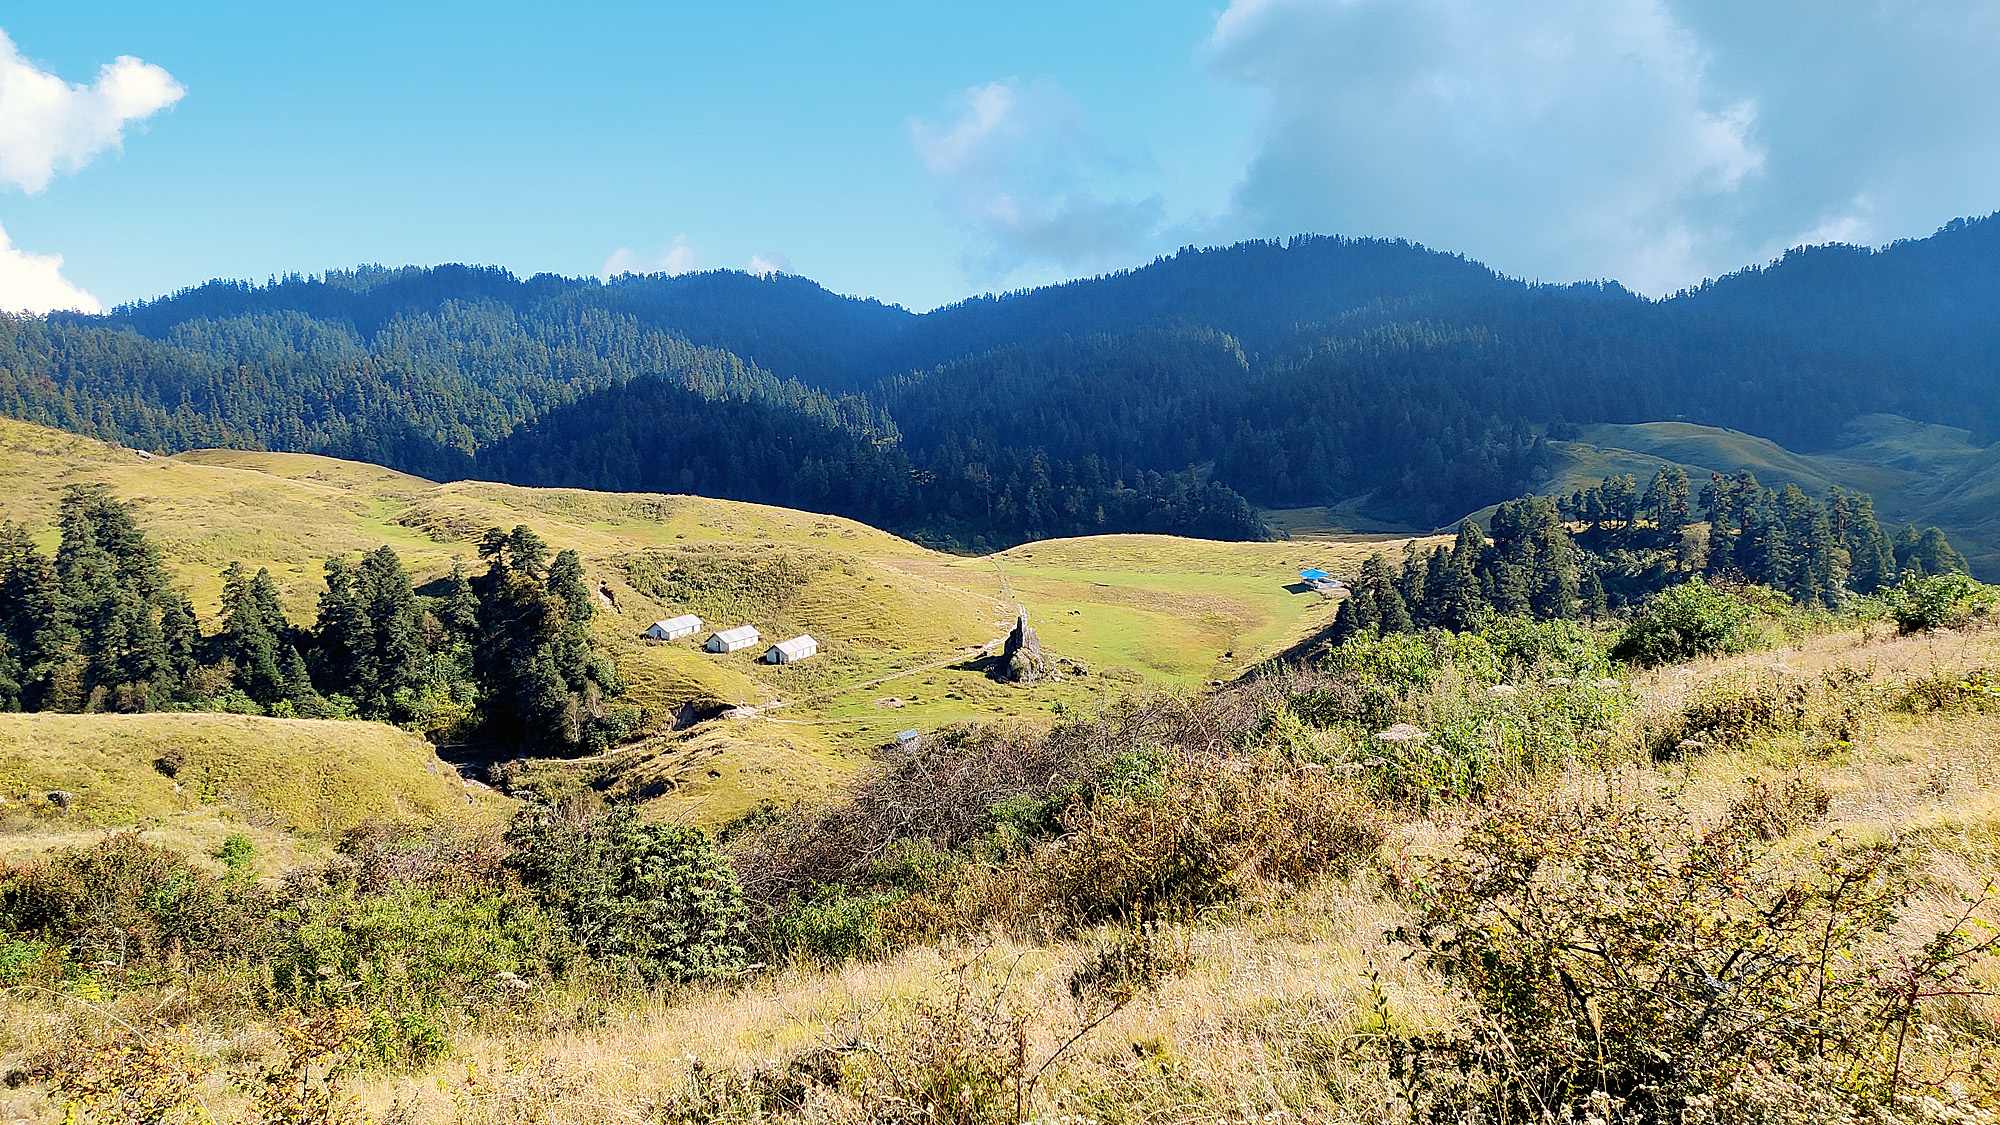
[0,1,1997,315]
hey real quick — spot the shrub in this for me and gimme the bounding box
[1884,572,1996,633]
[272,881,550,1065]
[1611,576,1757,666]
[1380,788,2000,1123]
[1476,616,1610,680]
[508,801,749,982]
[1651,671,1808,759]
[1323,631,1446,693]
[1030,750,1383,925]
[216,833,255,879]
[769,887,904,965]
[335,818,512,894]
[0,833,268,970]
[1897,664,2000,714]
[1355,671,1632,807]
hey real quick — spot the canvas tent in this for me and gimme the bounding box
[705,624,762,653]
[765,634,818,664]
[645,614,702,641]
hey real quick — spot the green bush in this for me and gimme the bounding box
[272,880,550,1064]
[1476,616,1610,680]
[1896,664,2000,714]
[1030,750,1383,925]
[0,833,268,970]
[1368,673,1631,806]
[769,888,904,965]
[1611,577,1757,666]
[215,834,255,879]
[507,802,749,983]
[1884,572,1996,633]
[1323,631,1445,694]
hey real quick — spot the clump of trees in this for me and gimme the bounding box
[0,484,630,753]
[1330,470,1971,644]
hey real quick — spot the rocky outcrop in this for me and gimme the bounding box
[998,613,1046,683]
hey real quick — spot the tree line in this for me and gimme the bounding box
[1331,469,1969,642]
[0,485,629,753]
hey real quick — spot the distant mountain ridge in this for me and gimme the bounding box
[4,215,1996,561]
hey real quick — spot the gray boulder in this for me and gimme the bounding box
[998,613,1047,683]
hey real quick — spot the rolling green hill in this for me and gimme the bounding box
[0,416,1419,828]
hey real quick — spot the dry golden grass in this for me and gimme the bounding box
[10,620,2000,1124]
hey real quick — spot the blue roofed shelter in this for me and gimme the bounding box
[1299,568,1346,594]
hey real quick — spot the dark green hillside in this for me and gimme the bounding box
[479,374,1269,550]
[3,215,1999,556]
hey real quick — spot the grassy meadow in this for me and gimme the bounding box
[0,416,1416,831]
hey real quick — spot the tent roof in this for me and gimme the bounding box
[771,634,817,655]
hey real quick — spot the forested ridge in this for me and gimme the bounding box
[4,215,1999,550]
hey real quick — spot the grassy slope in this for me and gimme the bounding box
[1542,414,2000,576]
[0,712,492,873]
[309,620,2000,1125]
[0,417,1412,828]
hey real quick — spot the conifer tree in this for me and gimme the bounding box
[439,561,480,643]
[358,545,427,711]
[1644,466,1691,535]
[1831,489,1895,593]
[1899,527,1970,578]
[50,485,176,709]
[0,524,68,708]
[1330,553,1412,643]
[474,525,621,751]
[220,563,307,707]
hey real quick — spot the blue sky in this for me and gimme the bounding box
[2,1,1998,314]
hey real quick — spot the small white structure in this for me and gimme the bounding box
[705,625,762,654]
[645,614,702,641]
[895,729,922,749]
[765,634,819,664]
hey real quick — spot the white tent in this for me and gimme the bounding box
[764,634,818,664]
[645,614,702,641]
[705,624,762,653]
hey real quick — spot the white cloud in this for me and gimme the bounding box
[600,234,696,279]
[746,252,791,276]
[0,28,183,314]
[911,79,1165,278]
[1205,0,1763,294]
[0,28,183,195]
[1193,0,2000,293]
[1665,0,2000,269]
[0,220,101,313]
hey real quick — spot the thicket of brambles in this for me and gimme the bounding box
[16,561,2000,1121]
[1329,467,1969,649]
[0,485,631,752]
